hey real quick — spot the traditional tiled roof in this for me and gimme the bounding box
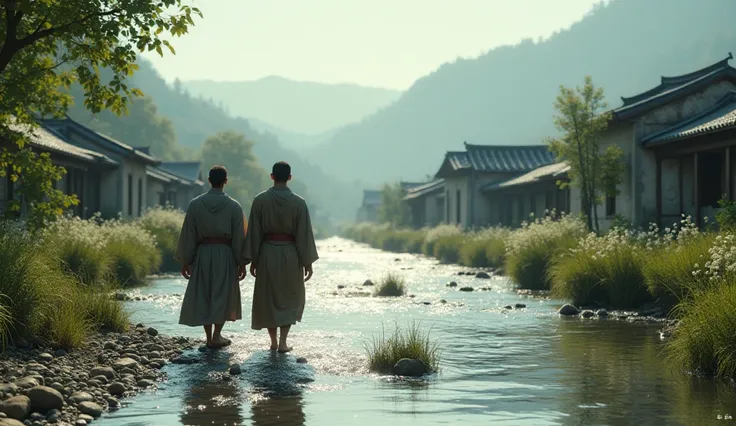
[615,54,736,119]
[642,91,736,146]
[9,123,117,166]
[40,117,159,165]
[403,179,445,201]
[400,181,427,191]
[437,143,556,176]
[361,190,381,206]
[159,162,203,184]
[482,162,569,192]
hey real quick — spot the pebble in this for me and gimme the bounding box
[0,395,30,420]
[54,350,67,358]
[447,281,458,287]
[581,310,596,318]
[107,382,126,396]
[78,401,103,418]
[37,353,53,363]
[136,379,154,388]
[514,303,527,309]
[475,272,491,279]
[229,364,242,375]
[459,287,474,292]
[147,327,158,337]
[296,357,308,364]
[75,420,87,426]
[363,280,374,286]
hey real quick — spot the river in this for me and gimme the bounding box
[97,237,736,425]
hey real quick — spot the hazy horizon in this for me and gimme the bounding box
[141,0,605,91]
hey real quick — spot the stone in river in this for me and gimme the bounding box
[0,395,31,420]
[446,282,458,287]
[475,272,491,279]
[37,353,53,363]
[77,402,103,418]
[107,382,126,396]
[504,305,513,310]
[54,349,67,358]
[89,366,115,381]
[13,376,40,390]
[392,359,427,377]
[68,392,95,404]
[363,280,374,286]
[459,287,474,292]
[229,364,241,375]
[147,327,158,337]
[439,299,447,304]
[112,358,138,371]
[581,310,595,318]
[77,414,94,423]
[596,309,609,317]
[337,285,346,290]
[296,357,308,364]
[136,379,154,388]
[0,419,25,426]
[514,303,527,309]
[558,304,580,316]
[75,421,88,426]
[28,385,64,412]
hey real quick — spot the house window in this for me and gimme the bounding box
[137,178,143,216]
[456,189,461,225]
[446,190,450,224]
[545,191,554,212]
[606,195,616,217]
[159,192,166,206]
[127,174,133,216]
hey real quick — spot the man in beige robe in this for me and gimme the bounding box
[245,161,319,353]
[175,165,248,349]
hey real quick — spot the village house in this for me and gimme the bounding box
[356,189,381,222]
[0,116,205,219]
[568,53,736,230]
[403,179,446,228]
[429,143,557,228]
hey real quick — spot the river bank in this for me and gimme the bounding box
[343,217,736,381]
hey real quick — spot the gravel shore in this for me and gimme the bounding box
[0,324,198,426]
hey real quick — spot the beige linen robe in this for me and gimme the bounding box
[175,188,247,326]
[244,187,319,330]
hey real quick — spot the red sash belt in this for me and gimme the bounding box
[198,237,232,246]
[264,233,295,242]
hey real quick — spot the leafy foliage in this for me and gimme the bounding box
[378,182,410,227]
[716,198,736,231]
[547,76,624,232]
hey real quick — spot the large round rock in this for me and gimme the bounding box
[558,304,580,316]
[0,418,26,426]
[0,395,30,420]
[392,358,428,377]
[27,385,64,413]
[78,401,103,418]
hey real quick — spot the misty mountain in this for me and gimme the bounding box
[308,0,736,184]
[182,76,402,135]
[246,117,337,151]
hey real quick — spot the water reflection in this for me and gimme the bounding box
[179,351,245,426]
[245,351,313,426]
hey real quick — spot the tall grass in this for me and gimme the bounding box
[505,215,587,290]
[365,322,440,374]
[139,206,185,272]
[0,220,131,349]
[459,228,509,267]
[374,273,407,297]
[643,233,714,301]
[667,278,736,378]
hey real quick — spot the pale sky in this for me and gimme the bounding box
[142,0,604,90]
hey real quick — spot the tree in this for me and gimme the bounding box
[547,76,624,233]
[0,1,200,224]
[200,131,270,211]
[378,182,410,227]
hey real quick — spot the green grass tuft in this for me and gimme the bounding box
[365,321,441,374]
[373,273,407,297]
[643,234,715,301]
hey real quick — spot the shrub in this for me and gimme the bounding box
[505,215,586,289]
[102,219,161,286]
[643,233,715,301]
[667,278,736,378]
[365,321,440,374]
[374,273,407,297]
[139,206,185,272]
[41,216,111,285]
[433,235,464,264]
[551,231,651,308]
[76,287,130,333]
[423,224,462,257]
[459,228,509,267]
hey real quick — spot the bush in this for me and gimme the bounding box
[76,287,130,333]
[374,273,407,297]
[139,206,185,272]
[505,215,586,290]
[643,233,714,301]
[365,321,440,374]
[551,232,651,309]
[667,278,736,378]
[459,228,509,267]
[433,235,464,264]
[423,224,462,257]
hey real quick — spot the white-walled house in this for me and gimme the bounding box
[433,143,556,228]
[569,54,736,230]
[403,179,445,228]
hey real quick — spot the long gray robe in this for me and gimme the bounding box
[244,187,319,330]
[175,188,247,326]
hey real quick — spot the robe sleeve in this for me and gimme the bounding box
[174,202,197,265]
[243,200,262,266]
[296,200,319,266]
[231,202,249,266]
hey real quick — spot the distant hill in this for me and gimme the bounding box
[183,76,402,135]
[308,0,736,184]
[246,117,337,151]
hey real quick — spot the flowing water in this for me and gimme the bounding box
[98,237,736,426]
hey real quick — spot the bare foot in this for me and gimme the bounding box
[277,346,293,353]
[207,336,231,349]
[270,344,278,351]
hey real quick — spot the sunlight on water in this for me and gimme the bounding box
[97,237,736,426]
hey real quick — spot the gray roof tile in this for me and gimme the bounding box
[642,91,736,145]
[482,162,569,192]
[403,179,445,201]
[159,162,203,183]
[10,123,117,165]
[445,143,556,173]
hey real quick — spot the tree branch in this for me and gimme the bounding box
[16,7,124,51]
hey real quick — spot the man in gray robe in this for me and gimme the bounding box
[245,161,319,353]
[175,165,248,349]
